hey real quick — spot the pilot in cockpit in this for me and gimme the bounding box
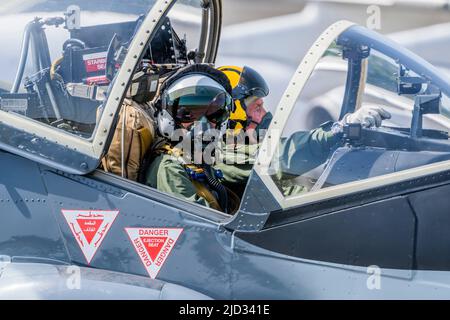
[217,65,393,196]
[144,64,243,214]
[219,65,392,143]
[141,64,392,214]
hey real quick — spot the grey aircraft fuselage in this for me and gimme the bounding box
[2,0,450,300]
[2,149,450,299]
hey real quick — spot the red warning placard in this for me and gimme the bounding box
[62,210,119,264]
[125,228,183,279]
[83,52,107,73]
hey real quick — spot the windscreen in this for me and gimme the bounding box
[0,0,157,138]
[0,0,156,90]
[261,25,450,208]
[268,40,348,197]
[364,49,450,133]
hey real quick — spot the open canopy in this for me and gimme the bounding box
[229,20,450,231]
[0,0,222,174]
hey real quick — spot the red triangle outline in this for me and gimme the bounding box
[61,210,120,265]
[125,228,184,279]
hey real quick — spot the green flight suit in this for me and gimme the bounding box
[146,153,214,208]
[273,124,340,196]
[144,118,340,209]
[144,143,257,209]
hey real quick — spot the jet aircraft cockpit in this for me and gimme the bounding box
[2,1,450,226]
[3,1,450,299]
[0,0,220,175]
[244,21,450,221]
[0,1,206,137]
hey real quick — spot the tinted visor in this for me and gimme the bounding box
[165,86,232,124]
[233,66,270,101]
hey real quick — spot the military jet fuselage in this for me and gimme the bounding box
[1,0,450,299]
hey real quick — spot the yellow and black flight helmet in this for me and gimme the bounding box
[218,66,269,131]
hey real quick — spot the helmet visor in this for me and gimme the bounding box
[233,66,269,101]
[165,86,232,124]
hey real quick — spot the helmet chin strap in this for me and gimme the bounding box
[239,99,253,127]
[238,97,247,109]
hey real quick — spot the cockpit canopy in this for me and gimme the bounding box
[237,21,450,229]
[0,0,221,174]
